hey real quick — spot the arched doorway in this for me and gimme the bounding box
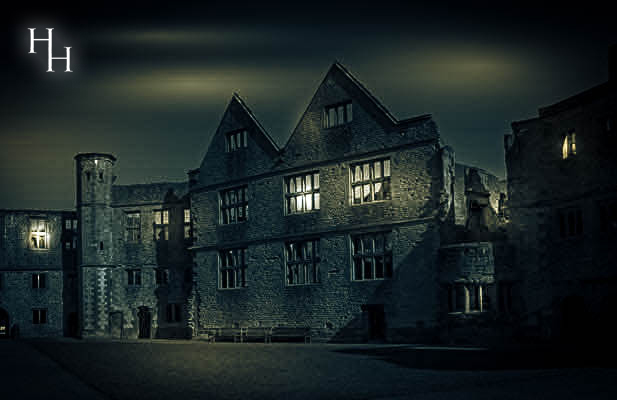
[0,308,9,338]
[137,307,151,339]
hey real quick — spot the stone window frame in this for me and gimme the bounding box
[155,268,169,286]
[350,158,391,205]
[323,101,352,129]
[219,186,248,225]
[225,129,248,152]
[558,206,583,239]
[284,239,321,286]
[447,282,492,314]
[166,303,182,323]
[153,209,169,241]
[561,130,576,159]
[64,218,77,231]
[284,171,320,215]
[218,248,248,289]
[350,231,393,281]
[32,308,47,324]
[127,269,142,286]
[183,208,191,239]
[31,273,46,289]
[125,211,141,243]
[29,217,49,250]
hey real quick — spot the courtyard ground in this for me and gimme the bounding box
[1,339,616,400]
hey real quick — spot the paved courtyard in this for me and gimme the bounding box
[2,339,616,400]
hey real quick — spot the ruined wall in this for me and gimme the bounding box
[0,211,65,337]
[505,80,617,338]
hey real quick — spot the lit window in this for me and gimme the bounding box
[32,309,47,324]
[126,212,141,243]
[183,208,191,239]
[225,129,248,152]
[351,232,392,281]
[558,208,583,238]
[285,172,320,214]
[285,239,320,285]
[323,102,352,128]
[155,268,169,285]
[32,273,46,289]
[219,248,247,289]
[166,303,182,322]
[220,186,248,224]
[127,269,142,286]
[30,218,48,249]
[562,131,576,159]
[350,159,391,204]
[153,210,169,241]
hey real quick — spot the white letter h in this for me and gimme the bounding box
[28,28,72,72]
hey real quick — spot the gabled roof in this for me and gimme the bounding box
[231,93,280,153]
[330,62,399,126]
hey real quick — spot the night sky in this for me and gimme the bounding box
[2,1,616,210]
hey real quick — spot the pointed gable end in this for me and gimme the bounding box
[196,94,280,187]
[281,62,437,166]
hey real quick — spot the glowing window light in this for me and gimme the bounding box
[562,131,576,159]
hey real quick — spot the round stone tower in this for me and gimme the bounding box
[75,153,116,337]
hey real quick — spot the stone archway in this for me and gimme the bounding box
[137,307,151,339]
[0,308,9,338]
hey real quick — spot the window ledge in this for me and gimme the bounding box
[285,283,321,287]
[285,210,320,217]
[218,287,247,291]
[218,221,248,227]
[352,278,391,282]
[351,200,391,207]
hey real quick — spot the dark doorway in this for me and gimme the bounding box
[363,304,385,341]
[67,312,78,338]
[109,311,123,339]
[137,307,151,339]
[0,308,9,338]
[561,296,586,343]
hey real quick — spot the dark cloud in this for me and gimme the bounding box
[2,1,617,209]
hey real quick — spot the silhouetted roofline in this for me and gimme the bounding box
[74,153,117,161]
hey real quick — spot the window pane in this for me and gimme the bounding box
[364,257,373,280]
[363,184,371,202]
[354,258,363,280]
[243,130,248,148]
[329,108,336,127]
[346,102,353,122]
[306,174,312,191]
[163,210,169,224]
[296,195,303,211]
[375,256,384,279]
[363,164,370,181]
[314,193,320,209]
[354,186,361,204]
[154,212,161,225]
[383,181,391,200]
[374,161,382,178]
[296,176,303,193]
[384,159,391,176]
[314,173,319,189]
[374,182,383,200]
[337,105,345,125]
[305,194,312,211]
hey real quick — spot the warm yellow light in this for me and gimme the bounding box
[562,136,569,159]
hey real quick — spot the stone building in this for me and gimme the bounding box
[503,45,617,342]
[1,62,505,341]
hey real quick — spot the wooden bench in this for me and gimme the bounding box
[266,327,311,343]
[209,327,244,343]
[242,327,270,343]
